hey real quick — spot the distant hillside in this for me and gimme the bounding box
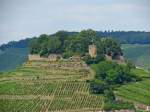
[0,38,31,50]
[122,44,150,70]
[0,48,29,71]
[97,31,150,44]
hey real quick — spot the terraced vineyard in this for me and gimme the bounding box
[0,60,104,112]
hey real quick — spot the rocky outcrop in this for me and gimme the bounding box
[135,103,150,111]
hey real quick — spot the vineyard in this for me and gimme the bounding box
[0,60,104,112]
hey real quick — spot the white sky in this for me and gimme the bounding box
[0,0,150,45]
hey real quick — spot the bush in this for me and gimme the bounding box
[91,61,138,85]
[103,101,135,111]
[90,79,109,94]
[104,89,115,102]
[83,54,105,65]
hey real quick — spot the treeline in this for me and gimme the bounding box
[0,31,150,51]
[0,38,31,50]
[97,31,150,44]
[29,29,122,63]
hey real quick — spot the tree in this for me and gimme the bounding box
[29,38,41,54]
[48,37,61,53]
[91,61,115,79]
[29,29,123,60]
[104,89,115,102]
[79,29,96,38]
[90,79,108,94]
[102,38,122,57]
[91,61,138,85]
[83,53,104,65]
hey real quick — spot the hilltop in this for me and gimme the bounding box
[1,30,150,71]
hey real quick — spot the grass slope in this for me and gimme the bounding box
[122,44,150,70]
[116,69,150,106]
[116,80,150,105]
[0,48,29,71]
[0,60,104,112]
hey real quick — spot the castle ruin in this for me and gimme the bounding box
[28,54,62,61]
[89,44,97,58]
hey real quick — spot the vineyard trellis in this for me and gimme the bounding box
[0,60,104,112]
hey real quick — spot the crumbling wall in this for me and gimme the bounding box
[28,54,48,61]
[89,45,97,58]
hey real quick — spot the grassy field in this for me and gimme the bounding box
[122,44,150,70]
[0,60,104,112]
[116,80,150,104]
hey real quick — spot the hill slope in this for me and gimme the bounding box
[122,44,150,70]
[0,44,150,72]
[0,31,150,72]
[0,60,104,112]
[0,48,29,71]
[0,59,149,111]
[116,69,150,111]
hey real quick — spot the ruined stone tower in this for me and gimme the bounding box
[89,44,97,58]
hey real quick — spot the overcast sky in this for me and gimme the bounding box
[0,0,150,45]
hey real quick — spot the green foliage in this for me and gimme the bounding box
[122,44,150,70]
[104,89,115,102]
[102,38,122,57]
[90,61,140,101]
[29,29,122,62]
[98,31,150,44]
[0,60,104,111]
[30,34,62,56]
[91,61,138,85]
[131,68,150,78]
[30,38,41,54]
[116,79,150,105]
[103,101,135,110]
[83,54,105,65]
[90,79,108,94]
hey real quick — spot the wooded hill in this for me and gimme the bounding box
[1,30,150,50]
[29,29,122,63]
[0,30,150,71]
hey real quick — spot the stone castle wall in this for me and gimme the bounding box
[28,54,49,61]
